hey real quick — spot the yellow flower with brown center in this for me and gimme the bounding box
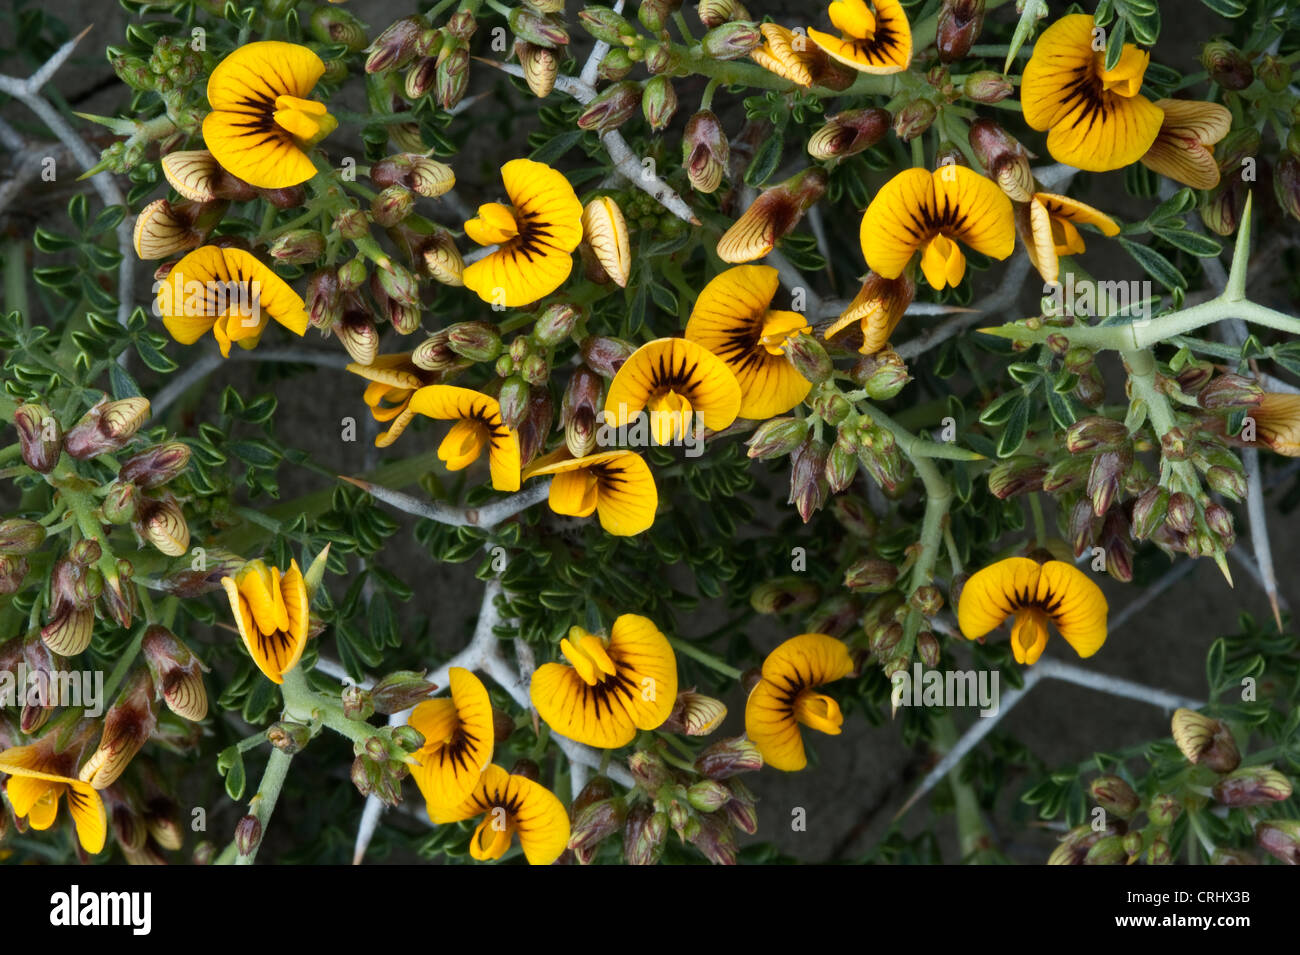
[202,41,337,189]
[1018,192,1121,286]
[530,615,678,749]
[1140,99,1233,191]
[462,159,584,308]
[0,738,107,854]
[408,667,494,814]
[408,385,522,492]
[346,353,441,448]
[603,338,742,443]
[157,246,309,357]
[1021,14,1165,172]
[807,0,912,74]
[860,165,1015,290]
[958,556,1108,665]
[824,271,915,354]
[744,633,854,772]
[428,764,570,865]
[1250,393,1300,457]
[523,448,658,536]
[684,265,812,419]
[221,558,310,684]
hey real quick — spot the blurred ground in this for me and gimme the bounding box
[4,0,1297,863]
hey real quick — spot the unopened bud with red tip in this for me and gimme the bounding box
[365,16,425,73]
[1067,415,1128,453]
[569,788,626,861]
[580,336,635,377]
[435,44,470,110]
[310,4,368,51]
[624,804,667,865]
[969,118,1034,202]
[1148,793,1181,827]
[119,442,191,489]
[1198,373,1263,411]
[534,302,582,347]
[509,6,569,48]
[702,20,761,59]
[1273,154,1300,223]
[843,557,898,593]
[268,229,326,265]
[371,184,415,228]
[598,48,635,80]
[577,81,642,132]
[853,349,912,399]
[785,334,832,385]
[306,269,343,329]
[342,684,375,721]
[136,494,190,558]
[235,814,262,855]
[1083,834,1127,866]
[807,108,890,160]
[496,376,530,431]
[698,0,749,27]
[64,396,150,460]
[142,625,209,722]
[0,519,45,556]
[391,725,425,753]
[80,668,157,789]
[13,403,61,473]
[1213,766,1293,807]
[1205,465,1246,502]
[1201,40,1253,91]
[682,110,729,193]
[937,0,985,62]
[696,735,762,779]
[517,41,559,97]
[893,100,937,142]
[1255,820,1300,865]
[370,671,437,714]
[642,75,678,131]
[1171,708,1240,772]
[627,750,672,791]
[1090,775,1139,818]
[446,322,502,363]
[988,457,1046,499]
[579,6,636,44]
[963,70,1013,103]
[1087,448,1127,516]
[1165,492,1196,535]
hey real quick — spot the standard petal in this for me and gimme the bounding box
[1036,560,1109,658]
[760,633,854,689]
[65,782,108,854]
[956,556,1042,640]
[607,614,678,730]
[504,774,571,865]
[744,678,805,771]
[530,662,639,749]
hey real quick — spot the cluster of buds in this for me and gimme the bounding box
[351,729,423,807]
[0,518,44,597]
[64,396,151,461]
[42,544,106,657]
[103,761,186,863]
[615,740,759,865]
[108,35,204,96]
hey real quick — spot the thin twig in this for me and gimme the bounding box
[340,475,552,528]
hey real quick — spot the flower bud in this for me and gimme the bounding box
[305,269,343,329]
[569,790,626,861]
[969,118,1035,202]
[366,16,425,74]
[342,684,375,721]
[412,331,466,374]
[581,336,635,377]
[535,301,584,347]
[309,5,369,52]
[963,70,1013,104]
[598,48,635,81]
[1200,40,1253,91]
[65,396,150,460]
[446,321,502,363]
[642,75,678,131]
[623,804,667,865]
[1087,447,1128,516]
[267,228,325,265]
[391,724,425,753]
[686,779,731,813]
[119,442,191,489]
[509,6,569,48]
[785,333,832,385]
[434,44,470,110]
[80,668,157,789]
[670,690,728,736]
[367,670,437,715]
[910,584,944,617]
[1083,834,1127,866]
[1171,708,1240,772]
[138,494,190,557]
[698,0,749,27]
[371,185,415,228]
[1066,415,1128,453]
[579,6,636,44]
[788,433,829,523]
[1089,775,1139,818]
[235,814,262,855]
[937,0,985,63]
[142,625,209,722]
[13,403,61,473]
[1274,154,1300,223]
[1131,486,1169,540]
[420,229,465,286]
[1205,465,1246,503]
[0,519,45,556]
[988,457,1046,499]
[1198,373,1263,411]
[1165,491,1196,535]
[375,261,419,307]
[830,495,877,538]
[682,109,729,194]
[1213,766,1293,807]
[749,576,820,614]
[718,166,826,262]
[577,81,642,132]
[843,558,898,593]
[695,735,763,779]
[497,376,530,431]
[627,750,672,792]
[807,108,890,161]
[1255,820,1300,865]
[702,21,762,59]
[852,349,911,399]
[517,41,559,98]
[1147,792,1180,827]
[893,100,937,142]
[268,720,312,754]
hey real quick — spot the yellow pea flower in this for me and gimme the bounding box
[1140,99,1233,191]
[462,159,584,308]
[530,615,678,749]
[429,764,570,865]
[346,353,443,448]
[1250,393,1300,457]
[807,0,912,74]
[1021,14,1164,172]
[1019,192,1121,286]
[221,558,311,684]
[408,385,522,492]
[523,448,658,536]
[824,270,915,355]
[750,23,854,90]
[156,246,309,357]
[684,265,812,419]
[860,165,1015,290]
[408,668,494,815]
[0,736,107,854]
[957,556,1109,665]
[744,633,854,772]
[202,41,337,189]
[603,338,743,443]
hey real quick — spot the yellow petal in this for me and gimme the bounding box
[464,202,520,246]
[685,265,813,419]
[581,196,631,287]
[207,41,326,111]
[760,632,854,688]
[527,450,659,536]
[409,385,521,491]
[957,556,1043,640]
[160,149,221,202]
[744,678,805,771]
[65,782,108,854]
[808,0,911,74]
[606,614,678,731]
[604,338,742,436]
[409,667,494,812]
[1035,560,1108,659]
